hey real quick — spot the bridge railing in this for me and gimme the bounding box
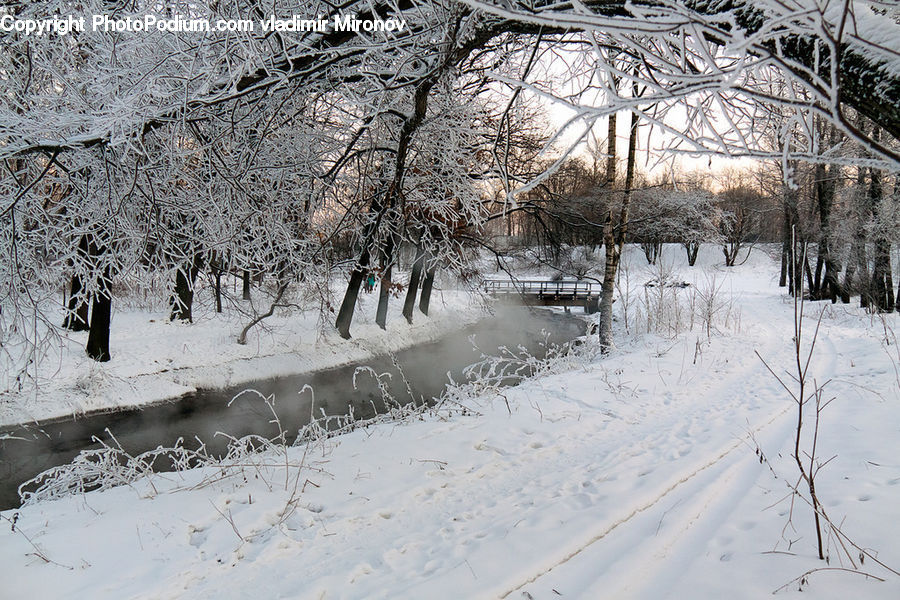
[483,279,600,297]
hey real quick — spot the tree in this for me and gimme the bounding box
[868,145,896,312]
[716,176,765,267]
[599,102,641,351]
[628,186,723,266]
[2,0,900,377]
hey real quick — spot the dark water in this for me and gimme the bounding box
[0,307,585,510]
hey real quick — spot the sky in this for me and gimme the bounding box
[543,100,759,187]
[511,40,763,188]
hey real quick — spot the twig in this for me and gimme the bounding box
[0,514,74,570]
[774,567,885,594]
[209,500,244,542]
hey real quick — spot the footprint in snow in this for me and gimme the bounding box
[348,562,374,584]
[188,526,208,547]
[474,441,507,455]
[416,487,437,500]
[564,493,593,510]
[422,559,440,575]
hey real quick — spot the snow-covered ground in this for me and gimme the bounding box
[0,277,485,427]
[2,246,899,599]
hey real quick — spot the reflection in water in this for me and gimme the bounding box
[0,307,585,509]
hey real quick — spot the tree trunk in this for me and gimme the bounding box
[210,252,223,313]
[788,192,803,296]
[606,112,617,186]
[641,241,661,265]
[858,231,871,309]
[85,246,112,362]
[63,235,91,331]
[336,256,369,339]
[376,263,392,330]
[171,268,194,322]
[869,156,895,312]
[375,231,398,330]
[779,191,791,288]
[170,254,202,322]
[779,249,789,288]
[242,269,251,300]
[214,270,222,313]
[810,252,823,298]
[684,241,699,267]
[419,265,436,316]
[402,246,425,324]
[786,246,795,296]
[723,241,741,267]
[63,274,90,332]
[872,239,894,312]
[844,167,867,304]
[599,108,638,352]
[813,153,842,302]
[842,242,857,304]
[803,250,815,295]
[822,250,842,303]
[598,234,620,351]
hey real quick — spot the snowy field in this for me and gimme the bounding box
[2,246,900,599]
[0,277,485,427]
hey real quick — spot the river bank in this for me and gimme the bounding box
[0,283,487,427]
[0,306,585,510]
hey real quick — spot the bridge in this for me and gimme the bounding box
[483,279,600,314]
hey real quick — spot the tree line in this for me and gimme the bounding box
[1,0,898,383]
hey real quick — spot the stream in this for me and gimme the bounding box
[0,307,586,510]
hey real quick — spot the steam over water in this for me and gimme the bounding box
[0,307,585,509]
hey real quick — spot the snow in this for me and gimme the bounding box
[0,278,486,427]
[2,246,899,599]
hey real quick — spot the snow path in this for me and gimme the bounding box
[2,250,899,599]
[510,397,796,599]
[503,291,804,598]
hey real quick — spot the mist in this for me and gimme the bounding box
[0,307,585,509]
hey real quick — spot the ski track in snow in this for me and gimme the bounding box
[505,291,805,599]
